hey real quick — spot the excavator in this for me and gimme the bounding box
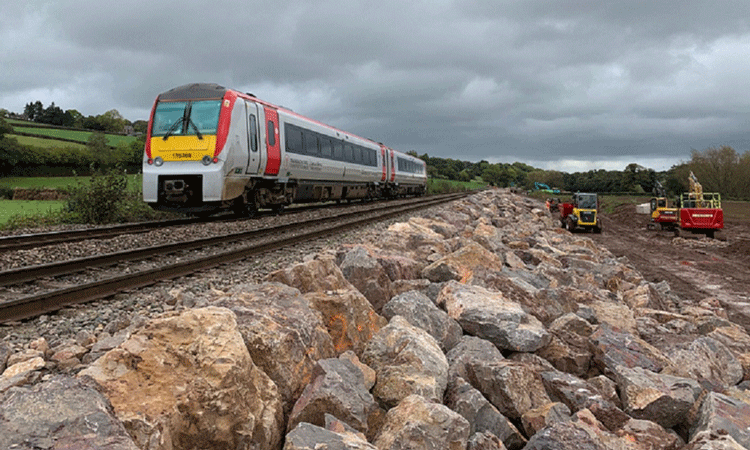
[649,172,723,238]
[648,181,678,230]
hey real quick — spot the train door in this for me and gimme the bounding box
[380,145,387,182]
[264,107,281,176]
[245,101,261,174]
[390,149,396,182]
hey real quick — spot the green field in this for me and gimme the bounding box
[0,200,65,225]
[9,134,87,150]
[427,178,487,193]
[0,175,142,191]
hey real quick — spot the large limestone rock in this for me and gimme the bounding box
[422,241,505,283]
[0,375,138,450]
[266,253,354,293]
[361,316,449,408]
[614,365,702,429]
[688,392,750,448]
[522,409,638,450]
[79,307,284,450]
[381,290,463,351]
[284,421,377,450]
[438,281,551,352]
[665,336,744,388]
[304,289,387,357]
[214,282,337,411]
[445,376,527,450]
[521,402,572,437]
[588,324,672,375]
[265,254,387,356]
[540,370,630,432]
[465,358,552,421]
[337,245,393,312]
[383,217,455,262]
[374,394,471,450]
[287,357,384,440]
[536,313,594,376]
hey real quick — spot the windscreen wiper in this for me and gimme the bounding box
[162,118,183,141]
[187,118,203,140]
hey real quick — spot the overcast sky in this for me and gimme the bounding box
[3,1,750,172]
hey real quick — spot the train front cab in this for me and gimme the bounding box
[143,85,273,214]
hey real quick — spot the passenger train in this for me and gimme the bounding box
[143,83,427,215]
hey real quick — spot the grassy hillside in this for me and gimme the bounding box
[7,119,138,147]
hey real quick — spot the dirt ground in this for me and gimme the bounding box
[580,201,750,329]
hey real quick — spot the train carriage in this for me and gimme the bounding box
[143,83,426,215]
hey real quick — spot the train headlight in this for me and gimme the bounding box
[154,157,164,166]
[202,155,212,166]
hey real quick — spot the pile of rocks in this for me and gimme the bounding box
[1,189,749,449]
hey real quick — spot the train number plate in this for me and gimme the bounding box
[172,152,194,160]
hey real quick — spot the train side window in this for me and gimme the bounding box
[249,114,258,152]
[285,124,302,154]
[305,131,319,155]
[321,137,332,158]
[344,144,354,162]
[267,120,276,146]
[333,140,343,160]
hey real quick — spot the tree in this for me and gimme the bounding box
[481,163,518,187]
[66,109,84,128]
[39,102,66,125]
[87,131,113,167]
[622,163,656,193]
[0,117,23,175]
[689,146,739,195]
[97,109,127,133]
[24,101,43,121]
[132,120,148,134]
[0,117,12,138]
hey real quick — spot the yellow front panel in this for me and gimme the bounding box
[150,135,217,161]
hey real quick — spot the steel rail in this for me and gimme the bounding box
[0,193,468,323]
[0,217,212,252]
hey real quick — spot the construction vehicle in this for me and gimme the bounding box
[559,192,602,233]
[648,181,678,230]
[649,172,723,238]
[534,182,560,194]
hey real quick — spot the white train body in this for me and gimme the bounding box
[143,83,426,215]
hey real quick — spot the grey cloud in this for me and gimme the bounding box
[2,0,750,171]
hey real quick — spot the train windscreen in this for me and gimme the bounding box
[151,100,221,138]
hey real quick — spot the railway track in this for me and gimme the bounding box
[0,192,468,323]
[0,201,359,252]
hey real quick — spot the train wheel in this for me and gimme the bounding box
[233,195,257,218]
[272,204,285,215]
